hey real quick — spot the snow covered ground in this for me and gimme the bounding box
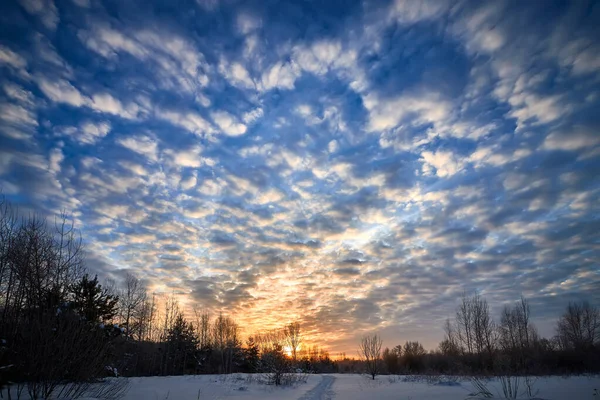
[118,373,320,400]
[9,373,600,399]
[327,374,599,400]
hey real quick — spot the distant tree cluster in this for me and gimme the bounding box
[359,293,600,378]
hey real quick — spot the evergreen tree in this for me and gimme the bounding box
[260,343,289,385]
[243,336,260,373]
[70,274,119,323]
[166,313,198,375]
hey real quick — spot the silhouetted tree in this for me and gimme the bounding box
[165,313,198,375]
[382,346,400,374]
[498,296,538,372]
[284,321,302,362]
[71,274,119,323]
[401,341,426,372]
[556,301,599,351]
[454,293,496,370]
[260,343,289,385]
[243,336,260,373]
[211,313,240,373]
[119,273,146,340]
[358,334,382,379]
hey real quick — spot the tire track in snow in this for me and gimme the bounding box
[298,375,335,400]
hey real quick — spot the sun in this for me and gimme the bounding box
[283,345,293,357]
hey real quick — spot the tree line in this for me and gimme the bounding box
[357,293,599,379]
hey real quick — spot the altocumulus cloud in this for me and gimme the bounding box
[0,0,599,352]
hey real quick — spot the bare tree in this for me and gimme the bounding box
[358,334,382,380]
[193,308,211,353]
[0,198,19,330]
[284,321,302,362]
[119,273,147,340]
[556,301,600,350]
[1,208,84,340]
[456,292,475,354]
[131,292,156,341]
[453,293,496,369]
[159,293,180,375]
[472,294,496,367]
[211,313,240,373]
[499,296,538,371]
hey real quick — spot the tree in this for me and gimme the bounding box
[401,341,426,372]
[472,294,496,368]
[165,313,198,375]
[195,309,211,350]
[70,274,119,323]
[440,318,460,356]
[119,273,146,340]
[243,336,260,373]
[498,296,538,371]
[454,293,496,369]
[556,301,599,351]
[260,343,289,385]
[135,293,157,341]
[284,321,302,362]
[211,313,240,374]
[382,346,400,374]
[358,334,382,380]
[456,292,475,355]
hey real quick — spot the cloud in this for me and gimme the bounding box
[0,45,27,69]
[421,150,464,178]
[391,0,449,24]
[508,93,567,127]
[219,61,255,89]
[260,61,300,91]
[543,126,600,152]
[61,121,111,145]
[116,135,159,162]
[157,110,212,136]
[37,78,86,107]
[90,93,140,119]
[70,0,90,7]
[19,0,59,30]
[179,172,198,190]
[364,91,452,133]
[210,111,247,136]
[293,41,342,75]
[242,108,263,125]
[0,83,37,140]
[166,145,204,168]
[79,26,209,93]
[237,13,261,35]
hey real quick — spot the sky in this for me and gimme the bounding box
[0,0,599,353]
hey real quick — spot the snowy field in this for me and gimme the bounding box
[9,373,600,399]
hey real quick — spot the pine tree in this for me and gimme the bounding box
[166,313,198,375]
[70,274,119,323]
[244,336,260,373]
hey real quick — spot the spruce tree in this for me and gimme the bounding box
[70,274,119,323]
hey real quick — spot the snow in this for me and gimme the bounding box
[328,374,600,400]
[118,374,321,400]
[8,374,600,399]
